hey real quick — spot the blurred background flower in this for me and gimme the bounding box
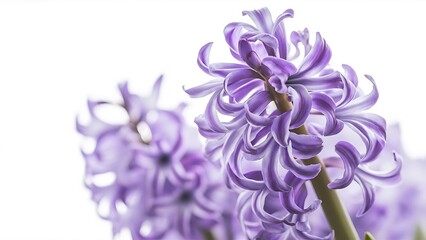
[77,77,243,239]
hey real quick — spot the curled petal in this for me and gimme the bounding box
[262,56,297,77]
[289,28,311,59]
[262,144,291,191]
[328,141,360,189]
[243,125,272,159]
[342,64,358,87]
[338,75,379,115]
[336,71,357,108]
[271,111,292,146]
[289,132,323,159]
[224,22,257,60]
[209,62,248,77]
[245,91,274,126]
[280,172,321,214]
[311,92,344,136]
[204,91,227,133]
[342,115,386,163]
[238,39,262,69]
[272,9,294,59]
[294,32,331,78]
[194,116,224,139]
[183,79,223,98]
[243,7,274,33]
[288,70,342,91]
[224,68,262,100]
[357,152,402,186]
[289,85,312,129]
[280,144,321,180]
[252,188,285,223]
[354,174,375,216]
[226,164,264,190]
[216,90,244,114]
[197,42,213,75]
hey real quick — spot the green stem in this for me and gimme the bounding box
[268,85,359,240]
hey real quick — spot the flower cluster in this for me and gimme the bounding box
[185,7,402,238]
[77,77,241,240]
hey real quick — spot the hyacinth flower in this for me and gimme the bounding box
[184,7,401,239]
[77,77,242,240]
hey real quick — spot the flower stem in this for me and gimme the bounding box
[268,86,359,240]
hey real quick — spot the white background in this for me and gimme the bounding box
[0,1,425,239]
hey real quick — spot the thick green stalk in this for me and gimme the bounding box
[268,86,359,240]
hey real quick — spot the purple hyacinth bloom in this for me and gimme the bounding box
[77,77,242,240]
[185,7,401,238]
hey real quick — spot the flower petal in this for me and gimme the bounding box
[280,144,321,180]
[293,32,331,78]
[328,141,360,189]
[183,79,223,98]
[271,110,292,146]
[243,8,274,33]
[245,91,274,126]
[311,92,344,136]
[289,85,312,129]
[289,132,323,159]
[197,42,213,75]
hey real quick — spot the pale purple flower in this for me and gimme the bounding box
[185,7,401,238]
[77,77,242,239]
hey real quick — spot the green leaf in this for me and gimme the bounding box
[365,232,375,240]
[415,225,426,240]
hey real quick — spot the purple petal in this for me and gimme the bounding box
[204,91,227,133]
[245,91,274,126]
[272,9,294,59]
[280,144,321,180]
[242,8,274,33]
[354,174,375,216]
[262,144,292,191]
[337,75,379,115]
[289,28,311,59]
[342,114,386,163]
[226,164,264,190]
[197,42,213,75]
[224,68,261,97]
[289,132,323,159]
[252,188,285,223]
[271,111,292,146]
[209,62,248,77]
[288,70,342,91]
[356,152,402,186]
[216,90,244,114]
[336,71,357,108]
[224,22,257,61]
[293,32,331,78]
[342,64,358,86]
[183,79,223,98]
[194,115,224,139]
[238,39,262,69]
[289,85,312,129]
[311,92,344,136]
[280,172,321,214]
[328,141,360,189]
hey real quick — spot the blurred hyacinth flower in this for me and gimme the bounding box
[184,7,402,239]
[77,77,242,240]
